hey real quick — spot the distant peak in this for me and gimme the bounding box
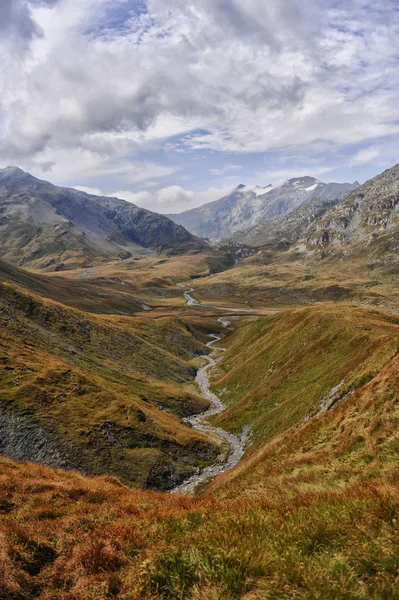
[3,166,24,173]
[0,166,32,185]
[236,184,246,190]
[0,166,28,177]
[288,176,316,184]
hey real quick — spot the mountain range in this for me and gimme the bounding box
[167,177,359,242]
[0,167,205,271]
[228,196,342,248]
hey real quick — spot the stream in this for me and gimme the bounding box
[172,290,250,495]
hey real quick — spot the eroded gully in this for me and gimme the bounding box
[172,289,251,494]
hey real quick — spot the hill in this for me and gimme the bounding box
[1,303,399,599]
[0,277,223,490]
[210,304,399,457]
[0,167,206,271]
[0,258,155,315]
[167,177,357,242]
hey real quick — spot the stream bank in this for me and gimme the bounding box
[172,291,250,494]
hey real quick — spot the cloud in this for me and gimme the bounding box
[22,147,177,187]
[0,0,60,52]
[147,0,324,48]
[208,164,242,176]
[350,147,381,166]
[112,185,234,213]
[0,0,398,197]
[74,186,103,196]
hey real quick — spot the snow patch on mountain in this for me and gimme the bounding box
[167,177,359,242]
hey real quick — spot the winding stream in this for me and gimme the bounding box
[172,291,250,495]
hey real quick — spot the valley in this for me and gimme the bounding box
[1,163,399,599]
[171,327,249,495]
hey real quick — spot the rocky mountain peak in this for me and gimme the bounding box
[0,166,31,182]
[168,176,358,242]
[306,162,399,256]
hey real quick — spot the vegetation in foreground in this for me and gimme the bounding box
[1,255,399,598]
[1,457,398,600]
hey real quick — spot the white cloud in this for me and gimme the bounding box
[0,0,398,199]
[350,147,381,166]
[208,164,242,176]
[112,185,234,213]
[74,186,103,196]
[19,146,176,188]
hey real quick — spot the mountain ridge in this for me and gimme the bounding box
[167,177,358,242]
[304,163,399,262]
[0,166,206,271]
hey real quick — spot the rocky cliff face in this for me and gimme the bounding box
[306,164,399,262]
[0,167,206,270]
[0,403,71,469]
[229,196,342,248]
[167,177,358,242]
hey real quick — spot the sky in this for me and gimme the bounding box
[1,0,399,214]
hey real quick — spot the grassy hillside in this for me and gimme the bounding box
[210,305,399,450]
[208,335,399,501]
[190,242,399,312]
[0,280,221,490]
[0,259,151,315]
[1,452,398,599]
[1,276,399,597]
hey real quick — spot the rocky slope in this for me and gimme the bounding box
[305,163,399,263]
[167,177,358,242]
[185,162,399,311]
[0,167,205,271]
[228,196,342,248]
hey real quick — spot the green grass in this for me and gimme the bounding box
[211,305,399,450]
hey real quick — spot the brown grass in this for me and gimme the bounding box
[0,457,399,599]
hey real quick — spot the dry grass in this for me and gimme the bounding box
[191,245,399,312]
[2,255,399,598]
[2,304,399,598]
[211,304,399,450]
[0,280,222,489]
[0,456,399,599]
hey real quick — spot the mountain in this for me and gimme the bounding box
[167,177,358,242]
[228,196,342,248]
[306,163,399,262]
[187,162,399,311]
[0,166,206,271]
